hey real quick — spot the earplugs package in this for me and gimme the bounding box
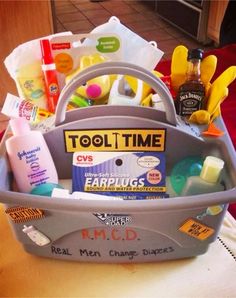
[72,151,166,199]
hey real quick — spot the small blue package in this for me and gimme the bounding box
[72,152,166,199]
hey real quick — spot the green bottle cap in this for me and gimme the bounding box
[30,183,64,197]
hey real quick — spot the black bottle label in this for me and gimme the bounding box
[177,90,204,116]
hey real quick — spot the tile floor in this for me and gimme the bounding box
[0,0,215,133]
[54,0,214,60]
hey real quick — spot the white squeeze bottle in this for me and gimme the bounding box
[181,156,225,196]
[6,118,58,193]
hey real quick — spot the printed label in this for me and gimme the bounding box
[93,213,132,226]
[64,128,166,152]
[179,218,215,240]
[96,36,120,53]
[178,91,204,116]
[51,42,71,50]
[49,83,59,95]
[5,206,44,223]
[17,146,51,188]
[72,152,166,199]
[54,53,73,74]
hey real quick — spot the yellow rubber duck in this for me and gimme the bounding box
[66,53,112,104]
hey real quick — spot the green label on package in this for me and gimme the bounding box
[96,36,120,53]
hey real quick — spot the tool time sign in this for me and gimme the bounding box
[64,128,166,152]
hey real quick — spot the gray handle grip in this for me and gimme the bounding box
[55,61,178,126]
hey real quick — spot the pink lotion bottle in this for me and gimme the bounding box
[6,118,58,193]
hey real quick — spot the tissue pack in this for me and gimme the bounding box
[72,151,166,199]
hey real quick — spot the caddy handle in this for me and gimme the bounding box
[54,61,178,126]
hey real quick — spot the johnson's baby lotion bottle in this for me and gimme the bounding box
[6,118,58,193]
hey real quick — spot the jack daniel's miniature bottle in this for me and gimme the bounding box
[175,49,205,117]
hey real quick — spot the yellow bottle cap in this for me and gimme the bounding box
[200,156,224,183]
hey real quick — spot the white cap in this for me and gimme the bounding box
[51,188,70,198]
[200,156,225,183]
[9,118,31,136]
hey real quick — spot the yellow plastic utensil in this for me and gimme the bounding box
[206,66,236,116]
[170,45,188,92]
[200,55,217,97]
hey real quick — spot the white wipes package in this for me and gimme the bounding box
[4,32,72,109]
[84,16,164,70]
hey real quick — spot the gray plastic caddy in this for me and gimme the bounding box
[1,62,236,263]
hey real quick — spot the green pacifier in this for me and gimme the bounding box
[170,156,204,195]
[30,183,64,197]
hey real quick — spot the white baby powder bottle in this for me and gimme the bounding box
[6,118,58,193]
